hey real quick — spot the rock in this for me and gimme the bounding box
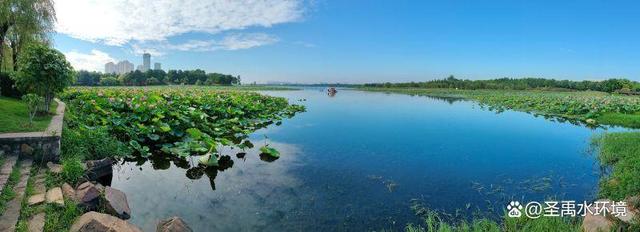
[626,195,640,210]
[28,213,45,232]
[95,183,106,193]
[28,193,46,206]
[70,211,142,232]
[62,182,76,201]
[582,212,613,232]
[45,187,64,206]
[21,144,34,155]
[46,162,63,174]
[75,182,100,210]
[85,158,114,181]
[586,118,597,124]
[104,187,131,219]
[157,217,192,232]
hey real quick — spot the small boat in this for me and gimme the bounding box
[327,87,337,94]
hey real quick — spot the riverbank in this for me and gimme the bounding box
[360,87,640,231]
[360,88,640,128]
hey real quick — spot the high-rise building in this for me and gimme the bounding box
[154,63,161,70]
[104,62,116,74]
[137,65,144,71]
[142,53,151,71]
[116,60,134,74]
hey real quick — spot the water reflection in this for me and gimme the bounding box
[111,141,306,231]
[110,89,610,231]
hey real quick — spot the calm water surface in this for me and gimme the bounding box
[111,89,609,231]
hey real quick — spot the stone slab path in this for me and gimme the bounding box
[0,156,18,192]
[0,159,33,231]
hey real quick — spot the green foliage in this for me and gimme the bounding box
[259,146,280,158]
[61,158,85,185]
[364,88,640,128]
[43,200,83,232]
[74,68,241,86]
[60,87,304,159]
[364,76,639,93]
[61,125,132,160]
[98,76,119,86]
[404,209,581,232]
[593,132,640,200]
[22,93,43,124]
[14,43,74,111]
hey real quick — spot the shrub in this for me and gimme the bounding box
[61,158,84,184]
[15,43,74,112]
[61,126,131,161]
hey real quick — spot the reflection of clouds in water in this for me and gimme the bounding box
[111,141,305,232]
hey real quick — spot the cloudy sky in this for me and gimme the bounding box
[53,0,640,83]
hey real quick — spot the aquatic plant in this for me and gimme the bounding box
[60,86,305,159]
[259,146,280,158]
[361,88,640,128]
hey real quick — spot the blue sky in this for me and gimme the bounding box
[53,0,640,83]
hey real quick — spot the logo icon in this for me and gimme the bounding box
[507,201,523,218]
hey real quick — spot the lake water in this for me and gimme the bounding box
[111,88,609,231]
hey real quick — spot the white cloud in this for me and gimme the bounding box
[64,50,116,71]
[54,0,303,46]
[217,33,279,50]
[130,33,279,55]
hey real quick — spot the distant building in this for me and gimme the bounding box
[154,62,161,70]
[137,65,144,71]
[142,53,151,71]
[116,60,134,74]
[104,62,116,74]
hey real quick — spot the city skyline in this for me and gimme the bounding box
[104,52,161,74]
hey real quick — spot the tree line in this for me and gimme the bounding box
[363,76,640,93]
[75,69,241,86]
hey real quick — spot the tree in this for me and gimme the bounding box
[0,0,55,71]
[22,93,42,125]
[15,43,73,111]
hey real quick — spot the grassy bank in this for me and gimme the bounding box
[0,97,58,133]
[360,88,640,128]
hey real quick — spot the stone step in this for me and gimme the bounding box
[27,212,45,232]
[0,159,33,231]
[0,156,19,192]
[32,170,46,195]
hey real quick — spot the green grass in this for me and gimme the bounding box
[0,96,58,133]
[593,131,640,200]
[43,200,82,232]
[597,113,640,128]
[404,209,582,232]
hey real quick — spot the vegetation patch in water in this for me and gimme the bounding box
[60,87,305,160]
[361,88,640,128]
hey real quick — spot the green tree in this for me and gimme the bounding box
[15,43,73,111]
[0,0,55,71]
